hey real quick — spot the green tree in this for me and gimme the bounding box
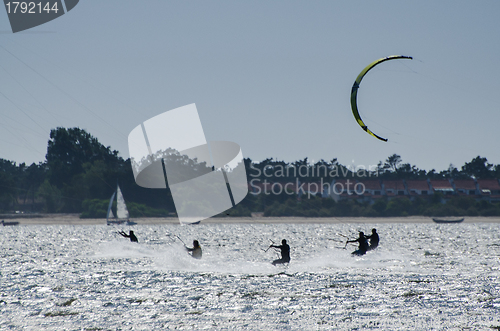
[37,180,62,212]
[461,156,494,179]
[46,127,121,189]
[385,198,411,216]
[384,154,403,173]
[439,164,463,179]
[22,162,46,211]
[0,171,16,212]
[372,199,388,215]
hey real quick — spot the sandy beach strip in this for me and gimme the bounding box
[2,214,500,225]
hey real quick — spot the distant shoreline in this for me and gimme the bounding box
[2,214,500,225]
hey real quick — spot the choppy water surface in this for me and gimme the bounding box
[1,221,499,330]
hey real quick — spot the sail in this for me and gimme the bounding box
[116,185,129,220]
[350,55,413,142]
[106,191,116,221]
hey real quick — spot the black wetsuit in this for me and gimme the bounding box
[119,231,138,242]
[186,246,202,259]
[350,236,368,256]
[270,243,290,265]
[366,233,379,250]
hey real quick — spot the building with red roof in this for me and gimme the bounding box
[476,179,500,202]
[451,179,478,196]
[382,180,407,198]
[406,180,431,197]
[247,177,500,203]
[355,180,383,203]
[429,179,454,196]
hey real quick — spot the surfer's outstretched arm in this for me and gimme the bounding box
[118,231,129,238]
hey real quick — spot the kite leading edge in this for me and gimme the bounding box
[350,55,413,142]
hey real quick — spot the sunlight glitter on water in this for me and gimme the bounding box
[0,221,499,330]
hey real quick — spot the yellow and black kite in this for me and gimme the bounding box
[350,55,413,142]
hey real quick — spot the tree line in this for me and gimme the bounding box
[0,127,499,217]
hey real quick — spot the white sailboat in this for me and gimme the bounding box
[106,185,136,225]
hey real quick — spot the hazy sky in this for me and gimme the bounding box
[1,1,499,172]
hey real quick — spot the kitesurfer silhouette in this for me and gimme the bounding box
[347,232,368,256]
[365,228,379,250]
[186,240,202,259]
[270,239,290,265]
[118,230,138,242]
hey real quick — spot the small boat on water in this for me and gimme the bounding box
[1,220,19,226]
[106,185,135,226]
[432,218,464,224]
